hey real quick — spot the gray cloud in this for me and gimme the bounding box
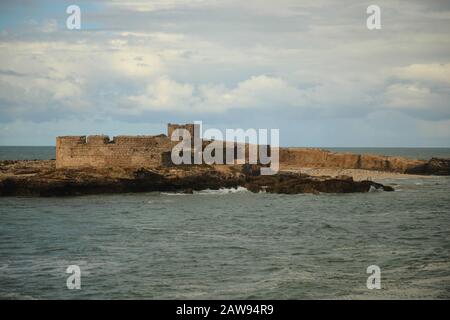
[0,0,449,145]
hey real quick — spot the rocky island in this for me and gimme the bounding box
[0,160,394,196]
[1,123,449,197]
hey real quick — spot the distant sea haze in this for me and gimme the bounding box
[1,146,450,161]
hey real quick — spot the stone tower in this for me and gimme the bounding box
[167,123,201,141]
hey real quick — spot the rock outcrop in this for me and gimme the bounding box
[243,172,393,194]
[405,158,450,175]
[0,160,393,197]
[280,148,450,175]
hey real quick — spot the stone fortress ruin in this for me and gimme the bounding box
[56,124,193,169]
[56,123,275,170]
[56,123,436,174]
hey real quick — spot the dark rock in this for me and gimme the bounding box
[405,158,450,175]
[244,174,394,194]
[0,160,394,197]
[241,164,261,176]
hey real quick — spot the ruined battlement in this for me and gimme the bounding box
[56,124,269,170]
[56,133,173,169]
[56,124,425,173]
[167,123,200,139]
[57,134,169,145]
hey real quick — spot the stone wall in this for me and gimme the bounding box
[160,140,269,167]
[56,134,172,169]
[279,148,425,173]
[55,123,268,170]
[56,124,427,173]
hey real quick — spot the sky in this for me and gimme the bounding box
[0,0,449,146]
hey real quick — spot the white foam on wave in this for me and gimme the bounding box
[368,185,383,192]
[194,186,249,195]
[160,192,189,196]
[159,187,249,196]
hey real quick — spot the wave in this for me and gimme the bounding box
[160,192,189,196]
[368,185,384,192]
[194,187,249,195]
[159,187,249,196]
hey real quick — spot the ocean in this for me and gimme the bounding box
[0,146,56,161]
[0,147,449,299]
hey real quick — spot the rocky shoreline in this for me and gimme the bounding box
[0,160,394,197]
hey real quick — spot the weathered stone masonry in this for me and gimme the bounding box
[56,123,427,173]
[56,134,173,169]
[56,123,264,169]
[57,124,202,169]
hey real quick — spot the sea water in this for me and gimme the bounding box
[0,147,449,299]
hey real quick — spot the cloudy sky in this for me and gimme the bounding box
[0,0,449,146]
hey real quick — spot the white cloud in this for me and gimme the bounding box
[384,64,450,114]
[125,75,307,113]
[127,77,197,112]
[111,50,164,77]
[1,1,450,145]
[200,75,305,110]
[393,63,450,86]
[108,0,215,12]
[0,38,170,118]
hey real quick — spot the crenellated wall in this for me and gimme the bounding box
[56,123,270,169]
[56,124,427,172]
[167,123,200,141]
[56,134,173,169]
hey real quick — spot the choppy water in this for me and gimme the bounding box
[0,146,56,160]
[0,176,449,299]
[0,147,449,299]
